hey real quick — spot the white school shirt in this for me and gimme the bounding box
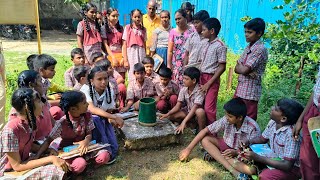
[80,84,116,111]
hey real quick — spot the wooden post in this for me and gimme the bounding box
[294,56,305,96]
[227,67,233,90]
[34,0,41,54]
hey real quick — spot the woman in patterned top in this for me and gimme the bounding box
[167,9,195,88]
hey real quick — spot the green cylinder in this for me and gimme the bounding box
[138,98,157,126]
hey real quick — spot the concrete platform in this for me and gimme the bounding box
[121,117,181,150]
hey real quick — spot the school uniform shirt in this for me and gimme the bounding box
[64,66,77,88]
[0,116,64,178]
[105,26,123,53]
[113,70,123,80]
[155,80,180,97]
[73,82,83,91]
[261,120,301,167]
[43,77,70,100]
[207,116,261,149]
[8,102,53,141]
[126,78,156,102]
[41,77,51,96]
[178,84,205,112]
[80,84,116,111]
[313,65,320,107]
[122,25,147,82]
[146,72,160,84]
[49,111,95,148]
[184,32,208,65]
[109,77,119,96]
[77,20,107,64]
[199,37,227,74]
[235,40,268,101]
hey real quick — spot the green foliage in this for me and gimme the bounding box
[64,0,89,6]
[265,0,320,82]
[239,0,318,129]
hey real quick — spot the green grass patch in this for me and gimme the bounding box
[4,51,72,118]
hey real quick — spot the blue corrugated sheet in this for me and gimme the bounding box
[162,0,287,53]
[110,0,149,25]
[111,0,318,53]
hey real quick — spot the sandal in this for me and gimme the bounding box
[203,151,214,162]
[106,157,117,165]
[237,173,249,180]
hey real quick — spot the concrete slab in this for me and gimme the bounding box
[121,117,181,150]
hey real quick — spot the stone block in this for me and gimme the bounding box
[121,117,180,150]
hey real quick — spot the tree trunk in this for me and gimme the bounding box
[294,56,305,96]
[227,67,233,90]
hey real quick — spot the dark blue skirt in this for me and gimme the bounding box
[91,115,119,159]
[156,47,168,66]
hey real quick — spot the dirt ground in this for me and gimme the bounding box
[1,30,76,55]
[1,30,234,180]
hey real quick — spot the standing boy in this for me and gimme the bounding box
[64,48,85,88]
[184,10,209,66]
[198,18,227,124]
[234,18,268,120]
[160,67,206,134]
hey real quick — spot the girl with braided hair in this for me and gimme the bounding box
[0,88,67,179]
[35,91,110,175]
[8,70,55,143]
[104,7,126,79]
[77,2,110,65]
[80,66,123,161]
[122,9,147,82]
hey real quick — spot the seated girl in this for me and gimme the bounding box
[94,59,126,108]
[36,91,111,175]
[80,66,124,161]
[0,88,67,179]
[9,70,55,144]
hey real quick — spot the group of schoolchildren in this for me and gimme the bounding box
[0,1,319,180]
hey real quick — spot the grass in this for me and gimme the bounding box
[3,48,310,179]
[3,50,241,179]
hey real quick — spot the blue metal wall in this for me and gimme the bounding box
[162,0,286,53]
[111,0,317,53]
[110,0,149,25]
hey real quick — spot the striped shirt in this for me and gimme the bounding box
[235,40,268,101]
[199,37,227,74]
[207,116,261,149]
[261,120,301,167]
